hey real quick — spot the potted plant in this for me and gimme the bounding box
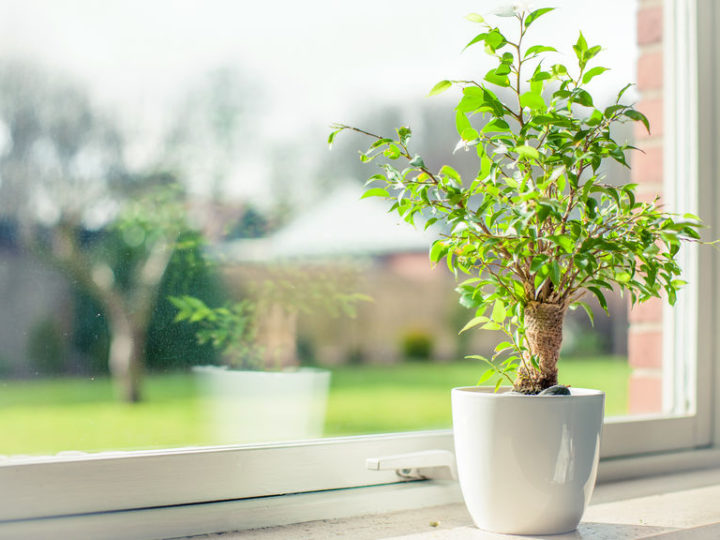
[171,264,369,444]
[330,6,704,535]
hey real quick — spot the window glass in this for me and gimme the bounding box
[0,0,679,456]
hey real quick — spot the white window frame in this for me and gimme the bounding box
[1,1,719,537]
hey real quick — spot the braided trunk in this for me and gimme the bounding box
[513,301,568,394]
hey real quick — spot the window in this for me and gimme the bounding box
[1,0,719,536]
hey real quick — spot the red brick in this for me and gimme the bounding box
[637,7,663,46]
[628,296,663,324]
[634,98,663,138]
[631,145,663,185]
[629,374,663,414]
[628,328,663,369]
[388,253,436,282]
[637,50,663,91]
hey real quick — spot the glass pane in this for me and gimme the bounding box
[0,0,678,456]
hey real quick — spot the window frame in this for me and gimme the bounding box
[1,0,719,536]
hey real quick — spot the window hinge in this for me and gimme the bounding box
[366,449,457,481]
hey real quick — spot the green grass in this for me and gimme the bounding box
[0,357,630,455]
[324,356,630,435]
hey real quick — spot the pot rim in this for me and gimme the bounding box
[452,386,604,398]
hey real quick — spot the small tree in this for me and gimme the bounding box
[330,7,704,394]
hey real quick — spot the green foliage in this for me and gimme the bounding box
[401,328,435,361]
[331,7,705,382]
[70,209,222,374]
[170,295,264,370]
[145,231,225,371]
[170,265,373,370]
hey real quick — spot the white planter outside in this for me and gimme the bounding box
[451,386,604,535]
[193,366,331,444]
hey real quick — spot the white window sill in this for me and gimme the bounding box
[191,467,720,539]
[4,448,720,539]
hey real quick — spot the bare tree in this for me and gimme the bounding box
[0,59,194,402]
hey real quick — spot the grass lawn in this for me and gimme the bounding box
[325,356,630,435]
[0,356,630,455]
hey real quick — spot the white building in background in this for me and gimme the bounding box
[217,183,436,263]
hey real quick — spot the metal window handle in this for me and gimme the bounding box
[366,449,457,480]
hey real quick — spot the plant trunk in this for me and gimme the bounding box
[513,301,567,394]
[107,304,145,403]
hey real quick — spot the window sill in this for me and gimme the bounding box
[4,449,720,539]
[191,466,720,539]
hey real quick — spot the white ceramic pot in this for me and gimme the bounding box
[451,386,604,535]
[193,366,331,444]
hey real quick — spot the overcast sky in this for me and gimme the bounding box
[0,0,639,202]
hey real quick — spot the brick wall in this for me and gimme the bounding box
[628,0,664,414]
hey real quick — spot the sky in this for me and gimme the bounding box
[0,0,639,204]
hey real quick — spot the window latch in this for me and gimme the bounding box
[366,449,457,480]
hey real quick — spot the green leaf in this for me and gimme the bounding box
[409,155,425,168]
[484,69,510,87]
[481,321,502,331]
[455,111,472,136]
[460,316,488,334]
[574,31,588,56]
[495,62,511,76]
[617,83,634,101]
[585,45,602,62]
[519,92,546,111]
[397,127,412,145]
[525,7,555,27]
[582,66,609,84]
[428,80,452,97]
[615,271,632,284]
[465,13,485,23]
[514,145,540,160]
[571,301,595,326]
[364,173,386,186]
[383,145,401,159]
[328,128,342,148]
[624,109,651,133]
[464,32,488,50]
[530,255,548,273]
[551,64,568,77]
[477,368,495,385]
[361,188,390,199]
[429,241,448,263]
[587,286,609,314]
[481,118,510,133]
[484,29,506,51]
[460,127,480,141]
[573,89,594,107]
[524,45,557,58]
[511,280,525,297]
[551,235,575,253]
[492,299,506,323]
[537,203,552,224]
[439,165,462,182]
[586,197,599,218]
[549,260,561,286]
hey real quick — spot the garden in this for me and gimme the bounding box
[0,356,629,455]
